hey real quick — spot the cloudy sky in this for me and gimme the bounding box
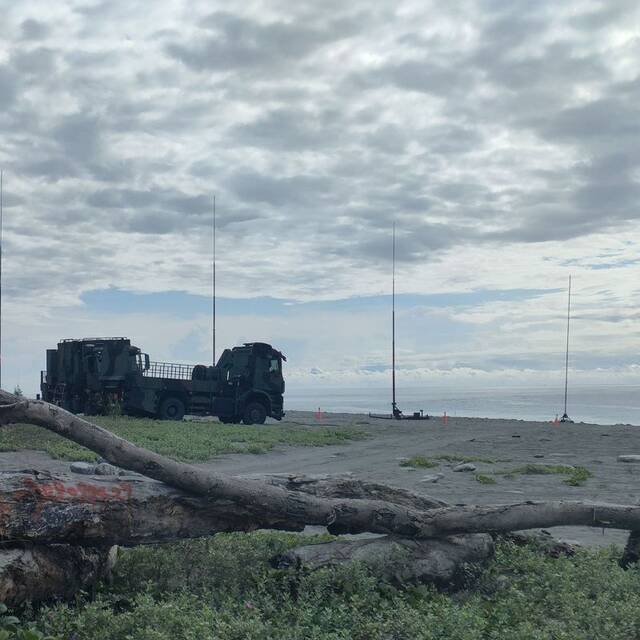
[1,0,639,399]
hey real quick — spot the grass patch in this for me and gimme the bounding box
[400,454,506,469]
[495,463,593,486]
[8,534,640,639]
[474,473,497,485]
[400,455,439,468]
[433,454,502,464]
[0,417,366,462]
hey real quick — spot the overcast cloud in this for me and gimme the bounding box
[0,0,638,398]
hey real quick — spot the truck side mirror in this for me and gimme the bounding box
[144,354,150,370]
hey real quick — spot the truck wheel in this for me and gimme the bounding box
[158,397,185,421]
[242,402,267,425]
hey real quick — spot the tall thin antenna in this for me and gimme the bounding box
[212,195,216,367]
[391,222,396,416]
[561,275,572,422]
[0,170,3,390]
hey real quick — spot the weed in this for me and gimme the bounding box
[474,473,497,485]
[400,453,506,469]
[494,464,592,486]
[400,456,439,468]
[564,466,593,486]
[433,454,500,464]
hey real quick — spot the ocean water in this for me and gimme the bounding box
[285,384,640,426]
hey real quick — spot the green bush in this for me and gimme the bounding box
[7,533,636,640]
[0,604,54,640]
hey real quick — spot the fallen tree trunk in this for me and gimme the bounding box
[274,534,494,588]
[2,392,640,539]
[2,391,640,606]
[0,471,445,545]
[0,544,116,608]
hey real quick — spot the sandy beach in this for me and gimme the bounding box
[3,410,639,547]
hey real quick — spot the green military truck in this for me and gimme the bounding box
[40,337,285,424]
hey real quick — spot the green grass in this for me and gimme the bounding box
[400,455,439,468]
[495,463,593,487]
[400,454,506,469]
[9,533,640,640]
[433,454,501,465]
[474,473,497,485]
[0,416,366,462]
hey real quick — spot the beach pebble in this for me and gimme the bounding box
[419,473,444,483]
[453,462,476,472]
[617,455,640,463]
[70,462,96,475]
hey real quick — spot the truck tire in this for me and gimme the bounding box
[242,402,267,425]
[158,397,186,421]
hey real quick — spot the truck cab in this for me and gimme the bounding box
[197,342,285,424]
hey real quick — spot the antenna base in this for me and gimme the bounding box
[559,413,574,423]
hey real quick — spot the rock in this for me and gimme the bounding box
[70,462,97,475]
[534,454,544,458]
[419,474,444,483]
[453,463,476,472]
[95,463,120,476]
[618,455,640,463]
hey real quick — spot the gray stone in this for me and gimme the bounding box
[94,462,120,476]
[70,462,96,475]
[419,473,444,483]
[618,455,640,463]
[453,462,476,472]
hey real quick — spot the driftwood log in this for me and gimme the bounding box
[274,534,494,589]
[0,469,490,603]
[0,390,638,605]
[0,470,446,545]
[2,393,640,538]
[0,544,116,608]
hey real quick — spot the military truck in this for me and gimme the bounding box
[40,337,285,424]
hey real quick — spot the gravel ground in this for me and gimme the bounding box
[2,410,639,547]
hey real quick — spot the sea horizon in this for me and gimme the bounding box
[285,383,640,427]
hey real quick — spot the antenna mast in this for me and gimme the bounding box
[560,275,572,422]
[212,195,216,367]
[392,222,396,416]
[0,170,3,390]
